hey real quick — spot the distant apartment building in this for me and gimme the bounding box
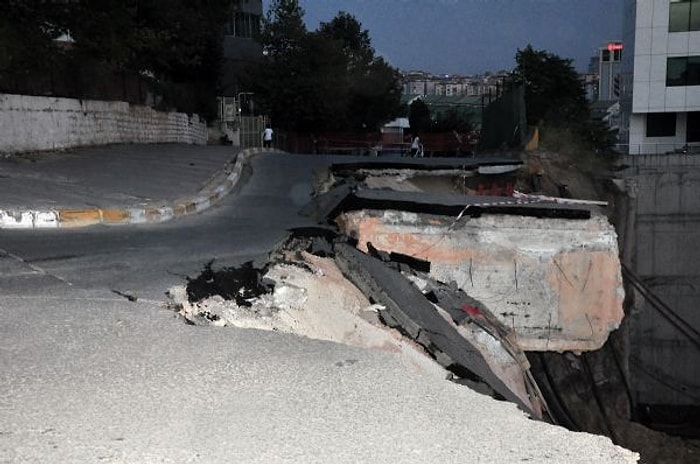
[582,71,600,102]
[403,72,437,96]
[403,72,507,98]
[620,0,700,154]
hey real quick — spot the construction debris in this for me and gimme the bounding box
[170,156,625,425]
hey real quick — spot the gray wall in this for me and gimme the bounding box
[620,154,700,407]
[0,94,207,153]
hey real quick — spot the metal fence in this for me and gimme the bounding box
[216,97,267,149]
[240,116,266,149]
[614,142,700,155]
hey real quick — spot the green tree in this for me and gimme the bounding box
[251,0,310,130]
[251,3,401,132]
[319,12,402,131]
[133,0,231,117]
[0,1,72,93]
[433,108,474,133]
[345,57,402,131]
[408,98,432,134]
[512,44,588,127]
[2,1,232,119]
[318,12,373,71]
[261,0,307,57]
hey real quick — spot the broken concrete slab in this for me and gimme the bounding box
[409,272,550,421]
[314,189,592,225]
[333,242,545,418]
[327,157,523,174]
[337,208,624,353]
[168,249,448,380]
[325,158,523,198]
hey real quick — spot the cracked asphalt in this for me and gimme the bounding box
[0,145,639,463]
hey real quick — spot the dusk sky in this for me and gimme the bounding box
[261,0,624,75]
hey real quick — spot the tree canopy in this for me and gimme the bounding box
[511,44,588,127]
[408,99,431,134]
[250,0,402,132]
[1,0,234,119]
[510,45,617,155]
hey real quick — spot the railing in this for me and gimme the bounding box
[613,142,700,155]
[274,131,479,156]
[240,116,266,149]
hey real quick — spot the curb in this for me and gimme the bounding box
[0,147,282,229]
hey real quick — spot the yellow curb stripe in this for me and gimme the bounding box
[44,148,267,228]
[173,204,188,216]
[58,209,102,227]
[101,209,130,224]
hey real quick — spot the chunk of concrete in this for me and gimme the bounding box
[337,209,625,352]
[334,243,544,417]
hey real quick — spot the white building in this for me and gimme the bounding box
[620,0,700,154]
[599,42,623,101]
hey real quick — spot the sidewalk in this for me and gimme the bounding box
[0,144,269,229]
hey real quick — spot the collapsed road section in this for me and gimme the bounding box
[171,231,550,419]
[310,157,625,353]
[332,240,548,418]
[169,156,625,426]
[334,190,624,353]
[164,155,700,462]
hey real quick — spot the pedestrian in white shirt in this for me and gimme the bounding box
[263,125,273,148]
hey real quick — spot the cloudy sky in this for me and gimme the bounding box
[261,0,624,75]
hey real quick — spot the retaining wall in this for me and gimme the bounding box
[620,153,700,407]
[0,94,207,153]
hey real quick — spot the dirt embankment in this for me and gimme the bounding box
[515,150,609,201]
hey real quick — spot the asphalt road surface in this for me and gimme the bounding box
[0,152,638,463]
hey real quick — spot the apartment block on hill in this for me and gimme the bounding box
[402,71,508,98]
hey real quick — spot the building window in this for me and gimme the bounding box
[601,48,622,62]
[688,112,700,142]
[225,12,261,39]
[647,113,677,137]
[667,56,700,86]
[669,0,700,32]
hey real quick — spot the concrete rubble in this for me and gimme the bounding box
[169,245,448,381]
[172,234,546,418]
[314,159,625,353]
[164,157,638,461]
[337,205,625,352]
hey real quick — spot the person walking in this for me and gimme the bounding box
[263,124,273,148]
[410,134,422,157]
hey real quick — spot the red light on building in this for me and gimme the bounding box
[607,43,624,51]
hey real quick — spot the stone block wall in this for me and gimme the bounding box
[0,94,207,153]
